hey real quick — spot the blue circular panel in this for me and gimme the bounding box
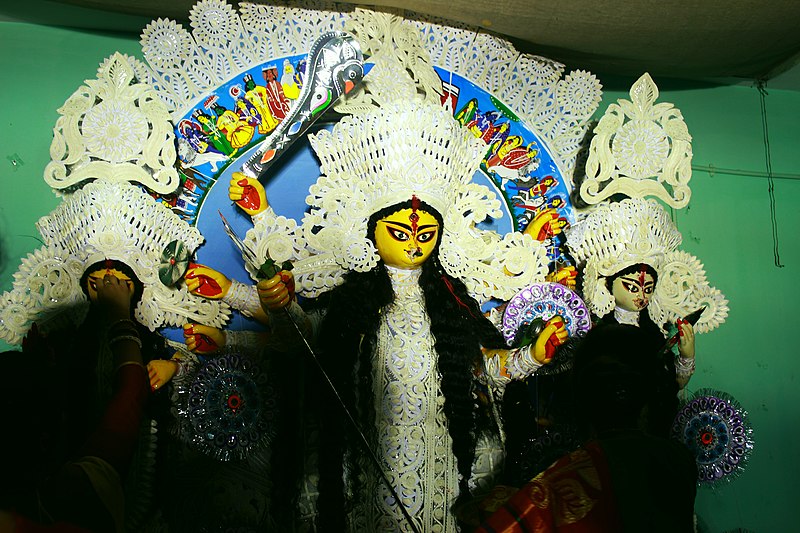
[155,57,575,339]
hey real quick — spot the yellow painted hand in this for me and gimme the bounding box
[257,270,295,311]
[532,316,569,364]
[229,171,267,216]
[183,323,226,354]
[184,263,231,299]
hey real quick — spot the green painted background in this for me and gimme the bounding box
[1,18,798,533]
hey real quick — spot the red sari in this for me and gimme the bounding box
[477,442,620,532]
[476,433,697,533]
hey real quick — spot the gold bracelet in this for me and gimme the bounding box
[108,318,137,331]
[109,334,143,349]
[115,360,146,372]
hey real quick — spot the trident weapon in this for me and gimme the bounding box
[219,213,422,533]
[225,32,423,533]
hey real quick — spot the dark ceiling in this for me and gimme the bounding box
[3,0,800,91]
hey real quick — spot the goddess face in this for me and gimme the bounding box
[85,267,135,302]
[611,268,655,312]
[375,207,439,269]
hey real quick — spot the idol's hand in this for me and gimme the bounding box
[532,316,568,364]
[257,270,295,311]
[183,323,226,354]
[677,318,695,359]
[524,208,568,241]
[546,266,578,291]
[229,171,267,216]
[184,263,231,299]
[96,274,133,320]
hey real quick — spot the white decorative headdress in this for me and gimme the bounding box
[566,198,728,333]
[0,180,230,345]
[246,101,549,302]
[44,53,179,195]
[580,73,692,208]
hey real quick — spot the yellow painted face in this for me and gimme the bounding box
[86,268,135,302]
[611,270,655,312]
[375,207,440,269]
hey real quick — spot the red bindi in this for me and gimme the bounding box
[410,195,420,233]
[637,265,648,286]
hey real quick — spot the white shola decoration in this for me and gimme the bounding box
[245,101,550,302]
[581,73,693,208]
[339,8,443,112]
[566,198,728,333]
[44,53,179,195]
[130,0,601,182]
[0,181,231,345]
[0,248,87,345]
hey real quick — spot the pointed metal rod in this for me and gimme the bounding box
[282,307,422,533]
[219,216,420,532]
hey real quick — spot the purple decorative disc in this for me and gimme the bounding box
[671,388,754,487]
[501,282,591,345]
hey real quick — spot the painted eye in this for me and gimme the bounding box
[417,230,436,243]
[387,227,410,241]
[89,279,98,291]
[310,87,332,116]
[644,286,654,295]
[622,280,639,293]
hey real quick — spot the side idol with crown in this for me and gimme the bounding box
[566,73,728,391]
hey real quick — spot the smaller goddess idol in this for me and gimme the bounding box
[0,180,231,530]
[565,198,729,391]
[188,101,569,531]
[0,180,229,370]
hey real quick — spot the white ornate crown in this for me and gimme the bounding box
[566,198,728,333]
[245,101,549,302]
[0,180,230,344]
[44,53,179,195]
[580,73,693,208]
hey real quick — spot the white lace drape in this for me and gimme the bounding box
[354,266,502,532]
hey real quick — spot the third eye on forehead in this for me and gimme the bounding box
[382,219,438,234]
[620,274,654,289]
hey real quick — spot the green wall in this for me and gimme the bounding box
[1,19,798,533]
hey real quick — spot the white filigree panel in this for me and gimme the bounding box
[465,32,517,95]
[189,0,257,80]
[128,1,602,182]
[262,2,347,56]
[502,55,563,144]
[44,53,179,194]
[342,8,441,110]
[140,17,219,115]
[240,2,346,59]
[409,16,476,74]
[654,250,729,334]
[0,248,88,345]
[581,72,693,208]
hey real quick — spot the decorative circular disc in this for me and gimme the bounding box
[159,239,190,286]
[501,282,591,345]
[671,388,754,487]
[185,352,276,461]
